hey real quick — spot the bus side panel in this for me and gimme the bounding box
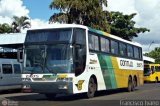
[72,53,107,94]
[97,55,144,89]
[114,57,143,88]
[110,57,127,88]
[97,54,117,89]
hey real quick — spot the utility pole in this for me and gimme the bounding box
[148,41,154,52]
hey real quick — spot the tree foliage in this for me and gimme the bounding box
[12,16,31,33]
[49,0,110,32]
[0,16,31,34]
[0,23,12,34]
[144,47,160,63]
[49,1,150,41]
[106,11,150,41]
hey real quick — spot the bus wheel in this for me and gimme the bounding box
[127,77,132,92]
[87,77,97,98]
[155,77,159,83]
[132,78,136,91]
[45,93,56,99]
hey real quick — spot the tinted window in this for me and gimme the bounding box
[134,47,140,59]
[26,28,72,43]
[14,64,21,74]
[127,45,134,57]
[2,64,13,74]
[151,66,154,73]
[74,28,86,45]
[74,29,86,76]
[100,37,110,53]
[89,33,99,51]
[94,36,99,50]
[139,48,142,59]
[111,40,118,54]
[119,43,127,56]
[158,66,160,72]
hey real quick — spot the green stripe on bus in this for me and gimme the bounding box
[98,54,117,89]
[88,27,104,35]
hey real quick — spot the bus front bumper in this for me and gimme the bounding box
[22,81,73,94]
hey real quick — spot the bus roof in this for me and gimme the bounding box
[143,56,155,63]
[0,33,26,48]
[28,24,142,47]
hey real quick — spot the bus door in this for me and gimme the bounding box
[12,64,22,85]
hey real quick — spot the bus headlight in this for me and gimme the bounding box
[58,85,68,89]
[56,78,73,82]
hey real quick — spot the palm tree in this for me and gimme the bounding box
[0,23,12,34]
[12,16,31,33]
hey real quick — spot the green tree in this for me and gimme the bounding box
[0,23,12,34]
[144,47,160,63]
[12,16,31,33]
[49,0,110,32]
[106,11,150,41]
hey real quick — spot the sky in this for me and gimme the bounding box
[0,0,160,52]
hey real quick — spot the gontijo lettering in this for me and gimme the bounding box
[120,60,133,67]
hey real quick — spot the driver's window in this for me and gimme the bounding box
[73,28,86,76]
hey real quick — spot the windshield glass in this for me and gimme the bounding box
[25,28,72,43]
[23,44,73,74]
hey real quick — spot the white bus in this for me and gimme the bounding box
[0,33,25,91]
[21,24,143,98]
[0,58,22,91]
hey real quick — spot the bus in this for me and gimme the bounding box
[144,64,160,82]
[0,58,22,91]
[20,24,143,98]
[0,33,25,91]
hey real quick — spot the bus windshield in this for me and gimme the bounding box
[23,44,73,74]
[25,28,72,43]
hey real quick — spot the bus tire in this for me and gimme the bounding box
[44,93,56,99]
[127,77,132,92]
[155,77,158,83]
[87,77,97,98]
[132,78,136,91]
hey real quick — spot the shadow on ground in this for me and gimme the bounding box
[5,88,137,101]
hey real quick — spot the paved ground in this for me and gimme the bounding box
[0,83,160,106]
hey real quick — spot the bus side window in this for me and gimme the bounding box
[127,45,134,58]
[2,64,13,74]
[14,64,21,74]
[159,66,160,72]
[151,66,154,74]
[111,40,118,55]
[155,66,158,72]
[119,43,127,56]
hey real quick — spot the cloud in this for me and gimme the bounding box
[0,0,49,30]
[0,16,12,24]
[21,19,50,33]
[0,0,29,24]
[30,19,49,29]
[107,0,160,52]
[0,0,29,17]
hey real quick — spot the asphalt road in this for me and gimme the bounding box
[0,83,160,106]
